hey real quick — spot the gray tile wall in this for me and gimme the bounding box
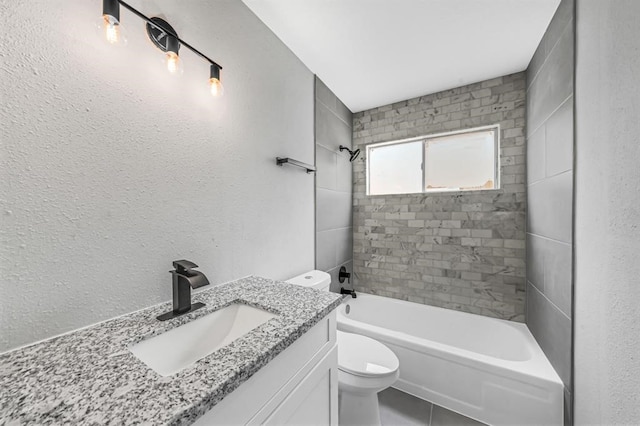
[352,73,527,321]
[315,77,354,290]
[525,0,574,423]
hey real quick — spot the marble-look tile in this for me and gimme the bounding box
[352,73,527,320]
[0,276,343,425]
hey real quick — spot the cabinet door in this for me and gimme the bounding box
[262,345,338,425]
[193,311,337,426]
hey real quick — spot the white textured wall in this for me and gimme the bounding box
[0,0,315,352]
[574,0,640,423]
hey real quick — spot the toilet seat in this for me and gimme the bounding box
[337,331,399,378]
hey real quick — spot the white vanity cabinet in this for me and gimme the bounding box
[193,310,338,425]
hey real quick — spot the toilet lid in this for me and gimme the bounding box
[337,331,399,378]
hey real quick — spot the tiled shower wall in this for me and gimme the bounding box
[525,0,574,422]
[352,73,526,321]
[314,77,354,291]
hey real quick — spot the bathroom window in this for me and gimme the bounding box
[366,126,499,195]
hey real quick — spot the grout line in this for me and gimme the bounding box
[527,18,575,90]
[527,167,573,188]
[570,2,577,419]
[314,77,318,271]
[328,226,353,232]
[428,401,433,426]
[527,232,572,247]
[317,141,354,154]
[526,94,573,139]
[315,98,353,129]
[528,279,571,321]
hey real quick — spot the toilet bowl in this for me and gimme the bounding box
[285,270,400,425]
[336,329,399,425]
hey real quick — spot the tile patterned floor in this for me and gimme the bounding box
[378,388,486,426]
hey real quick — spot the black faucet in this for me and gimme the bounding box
[157,260,210,321]
[340,287,357,298]
[338,266,356,298]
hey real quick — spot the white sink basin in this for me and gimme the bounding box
[129,304,277,376]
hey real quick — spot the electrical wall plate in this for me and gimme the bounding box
[145,17,179,53]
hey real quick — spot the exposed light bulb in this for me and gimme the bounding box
[209,64,223,97]
[164,34,183,75]
[209,78,224,97]
[166,52,179,73]
[104,16,120,44]
[98,0,126,46]
[97,14,127,46]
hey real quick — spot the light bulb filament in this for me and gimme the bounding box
[103,15,121,44]
[209,78,223,97]
[167,52,180,74]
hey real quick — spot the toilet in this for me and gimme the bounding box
[285,270,400,425]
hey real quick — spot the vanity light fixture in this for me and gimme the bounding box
[99,0,224,96]
[145,17,183,75]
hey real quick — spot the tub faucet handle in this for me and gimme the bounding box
[338,266,351,284]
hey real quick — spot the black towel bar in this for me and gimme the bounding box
[275,157,316,174]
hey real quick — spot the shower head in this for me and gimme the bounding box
[339,145,361,162]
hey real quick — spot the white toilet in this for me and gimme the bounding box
[285,270,400,426]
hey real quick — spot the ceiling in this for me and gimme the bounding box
[242,0,560,112]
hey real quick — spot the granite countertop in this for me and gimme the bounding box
[0,276,343,425]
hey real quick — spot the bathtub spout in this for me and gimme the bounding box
[340,287,357,298]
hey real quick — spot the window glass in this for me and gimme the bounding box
[366,126,498,195]
[425,130,496,191]
[368,141,423,195]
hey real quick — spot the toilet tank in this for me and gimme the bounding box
[285,270,331,291]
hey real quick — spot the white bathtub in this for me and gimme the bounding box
[337,293,563,426]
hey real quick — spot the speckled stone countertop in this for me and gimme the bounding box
[0,276,342,425]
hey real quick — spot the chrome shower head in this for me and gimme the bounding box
[339,145,361,162]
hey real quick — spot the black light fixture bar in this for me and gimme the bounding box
[117,0,223,70]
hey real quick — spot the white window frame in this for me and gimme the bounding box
[365,125,500,196]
